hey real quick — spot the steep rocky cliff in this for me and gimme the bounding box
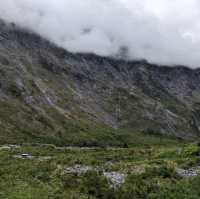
[0,19,200,145]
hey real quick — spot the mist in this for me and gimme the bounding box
[1,0,200,68]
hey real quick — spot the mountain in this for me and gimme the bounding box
[0,19,200,146]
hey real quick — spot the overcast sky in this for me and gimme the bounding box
[0,0,200,67]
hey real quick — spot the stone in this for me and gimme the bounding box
[103,172,125,187]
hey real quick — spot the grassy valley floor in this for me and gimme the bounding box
[0,134,200,198]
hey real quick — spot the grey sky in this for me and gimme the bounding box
[1,0,200,67]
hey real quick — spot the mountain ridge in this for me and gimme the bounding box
[0,19,200,146]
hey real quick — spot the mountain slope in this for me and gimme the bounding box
[0,20,200,145]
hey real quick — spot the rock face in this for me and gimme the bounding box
[0,19,200,145]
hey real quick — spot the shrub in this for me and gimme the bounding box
[117,174,158,199]
[81,171,115,199]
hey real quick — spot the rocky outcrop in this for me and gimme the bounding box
[64,164,125,187]
[0,19,200,145]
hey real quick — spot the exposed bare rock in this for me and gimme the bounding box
[64,165,94,175]
[176,167,200,178]
[63,164,125,187]
[103,172,126,187]
[0,19,200,145]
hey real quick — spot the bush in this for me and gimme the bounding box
[117,174,159,199]
[81,171,115,199]
[143,166,178,179]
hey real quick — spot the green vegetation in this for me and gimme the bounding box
[0,136,200,198]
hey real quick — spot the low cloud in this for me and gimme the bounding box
[1,0,200,67]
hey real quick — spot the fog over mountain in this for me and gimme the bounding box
[1,0,200,67]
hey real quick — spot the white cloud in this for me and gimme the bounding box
[1,0,200,67]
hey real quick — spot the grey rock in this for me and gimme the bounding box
[0,18,200,143]
[103,172,125,187]
[64,164,93,175]
[176,167,200,178]
[63,164,125,187]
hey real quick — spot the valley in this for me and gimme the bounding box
[0,136,200,198]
